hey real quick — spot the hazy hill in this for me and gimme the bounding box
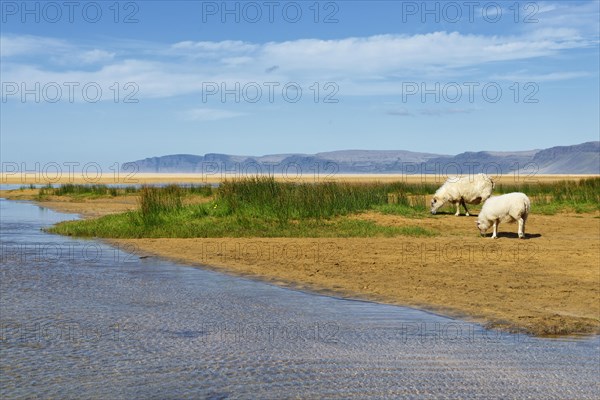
[124,142,599,175]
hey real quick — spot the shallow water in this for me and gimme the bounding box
[1,198,598,399]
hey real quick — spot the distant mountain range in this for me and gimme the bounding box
[124,141,600,175]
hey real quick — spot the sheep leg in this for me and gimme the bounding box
[460,199,470,216]
[518,218,525,239]
[455,202,460,216]
[492,220,498,239]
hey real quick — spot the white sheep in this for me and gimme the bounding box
[476,192,531,239]
[430,173,495,216]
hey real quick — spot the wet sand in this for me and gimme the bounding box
[114,212,600,337]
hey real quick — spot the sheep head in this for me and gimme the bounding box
[430,196,445,214]
[476,219,490,236]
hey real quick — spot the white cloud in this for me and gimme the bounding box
[491,71,592,82]
[172,40,258,53]
[1,35,115,66]
[0,35,69,57]
[260,32,570,73]
[78,49,115,64]
[169,40,259,61]
[1,25,596,101]
[533,1,599,32]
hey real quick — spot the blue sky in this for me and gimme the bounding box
[1,1,599,167]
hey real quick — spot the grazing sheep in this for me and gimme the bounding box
[430,173,495,216]
[476,192,531,239]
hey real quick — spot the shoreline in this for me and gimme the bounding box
[2,188,599,338]
[105,238,535,336]
[111,235,600,338]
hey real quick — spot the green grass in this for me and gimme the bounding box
[19,184,38,190]
[219,178,383,220]
[373,203,427,218]
[49,205,436,238]
[48,177,438,238]
[217,177,437,220]
[36,183,214,200]
[494,178,600,214]
[46,177,599,238]
[38,183,138,199]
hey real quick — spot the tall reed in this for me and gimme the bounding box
[138,185,184,223]
[217,177,425,221]
[496,178,600,210]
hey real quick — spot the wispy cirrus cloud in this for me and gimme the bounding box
[1,14,597,102]
[171,40,259,55]
[76,49,115,64]
[257,31,590,75]
[0,34,115,65]
[0,35,69,57]
[529,1,600,33]
[491,71,593,82]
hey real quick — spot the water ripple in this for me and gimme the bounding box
[1,199,599,399]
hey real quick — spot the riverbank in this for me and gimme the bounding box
[2,186,599,337]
